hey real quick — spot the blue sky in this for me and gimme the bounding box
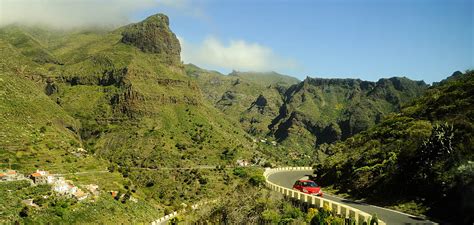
[3,0,470,83]
[132,0,473,83]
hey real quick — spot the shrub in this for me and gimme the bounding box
[233,168,247,178]
[249,174,265,187]
[261,209,281,223]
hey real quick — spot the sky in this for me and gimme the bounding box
[1,0,473,83]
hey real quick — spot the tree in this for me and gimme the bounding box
[19,206,29,218]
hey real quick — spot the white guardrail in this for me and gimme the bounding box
[150,201,213,225]
[264,167,386,225]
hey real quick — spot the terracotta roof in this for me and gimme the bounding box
[0,173,5,177]
[74,190,86,197]
[31,173,42,177]
[7,171,16,175]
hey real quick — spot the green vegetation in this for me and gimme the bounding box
[270,77,427,155]
[0,10,471,224]
[186,64,297,138]
[316,71,473,224]
[183,185,358,224]
[0,14,262,223]
[0,180,160,224]
[183,185,308,223]
[188,64,428,165]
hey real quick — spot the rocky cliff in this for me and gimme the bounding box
[121,14,181,64]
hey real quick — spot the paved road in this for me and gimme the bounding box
[268,170,436,225]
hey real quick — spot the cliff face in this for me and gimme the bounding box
[270,77,428,147]
[188,63,429,159]
[186,65,298,137]
[121,14,181,64]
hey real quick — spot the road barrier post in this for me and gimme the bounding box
[264,167,386,225]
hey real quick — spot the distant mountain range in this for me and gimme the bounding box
[187,64,428,163]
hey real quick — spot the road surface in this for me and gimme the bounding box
[267,170,436,225]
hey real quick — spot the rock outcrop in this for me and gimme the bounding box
[270,76,429,146]
[121,14,181,63]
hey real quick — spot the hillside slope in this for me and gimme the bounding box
[317,71,473,224]
[189,64,428,164]
[270,77,428,154]
[186,64,299,137]
[0,39,82,172]
[0,14,260,223]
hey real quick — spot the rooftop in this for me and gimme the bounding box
[31,173,42,177]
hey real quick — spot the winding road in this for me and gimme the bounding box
[267,169,436,225]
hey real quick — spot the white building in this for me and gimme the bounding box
[52,178,70,194]
[30,170,55,184]
[236,159,249,167]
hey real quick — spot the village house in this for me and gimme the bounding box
[110,190,119,198]
[30,170,55,184]
[73,189,88,201]
[236,159,250,167]
[84,184,100,196]
[51,177,89,200]
[21,199,38,208]
[0,169,25,181]
[52,177,73,194]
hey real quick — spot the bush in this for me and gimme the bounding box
[261,209,281,223]
[233,168,247,178]
[19,206,29,218]
[249,174,265,187]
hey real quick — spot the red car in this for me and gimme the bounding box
[292,179,323,197]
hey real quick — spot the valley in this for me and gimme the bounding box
[0,6,472,225]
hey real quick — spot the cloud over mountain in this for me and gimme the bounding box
[179,36,297,72]
[0,0,185,28]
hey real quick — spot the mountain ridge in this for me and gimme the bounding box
[187,64,429,164]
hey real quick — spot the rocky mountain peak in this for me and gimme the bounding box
[120,13,180,63]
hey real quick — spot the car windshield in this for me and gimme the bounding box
[302,181,318,187]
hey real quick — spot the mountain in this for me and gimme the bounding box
[1,11,468,224]
[316,71,474,224]
[0,14,254,168]
[188,64,428,163]
[186,64,299,137]
[0,14,261,223]
[270,77,428,153]
[228,70,300,86]
[0,40,82,171]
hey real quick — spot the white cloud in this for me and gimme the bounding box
[180,36,297,72]
[0,0,191,28]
